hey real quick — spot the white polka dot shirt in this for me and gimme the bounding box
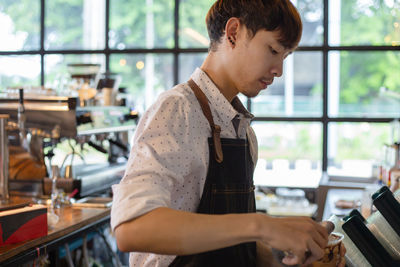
[111,68,258,267]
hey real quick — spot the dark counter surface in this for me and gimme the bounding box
[0,196,110,265]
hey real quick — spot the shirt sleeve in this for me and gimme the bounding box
[111,91,203,231]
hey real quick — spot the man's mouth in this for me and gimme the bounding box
[260,78,273,89]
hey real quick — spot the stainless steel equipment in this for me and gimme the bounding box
[0,93,137,198]
[0,95,77,138]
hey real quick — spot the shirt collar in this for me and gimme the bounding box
[190,68,253,128]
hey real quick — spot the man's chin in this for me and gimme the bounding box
[243,90,261,98]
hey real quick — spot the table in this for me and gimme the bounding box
[321,188,364,220]
[0,203,110,266]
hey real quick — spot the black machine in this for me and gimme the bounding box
[334,186,400,267]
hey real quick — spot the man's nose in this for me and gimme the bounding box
[272,61,283,77]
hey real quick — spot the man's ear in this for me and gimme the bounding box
[224,17,241,46]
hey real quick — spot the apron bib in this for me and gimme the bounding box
[169,79,256,267]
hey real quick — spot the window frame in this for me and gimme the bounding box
[1,0,399,181]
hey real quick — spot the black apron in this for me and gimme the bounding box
[169,79,257,267]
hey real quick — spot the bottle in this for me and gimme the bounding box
[389,143,400,191]
[50,165,60,210]
[0,114,10,202]
[390,119,400,144]
[17,88,27,149]
[390,171,400,192]
[378,165,383,185]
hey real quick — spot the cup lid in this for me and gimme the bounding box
[327,232,344,246]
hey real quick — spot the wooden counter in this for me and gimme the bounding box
[0,202,110,266]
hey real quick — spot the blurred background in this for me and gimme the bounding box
[0,0,399,192]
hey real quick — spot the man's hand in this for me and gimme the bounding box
[256,241,286,267]
[257,216,329,266]
[302,241,347,267]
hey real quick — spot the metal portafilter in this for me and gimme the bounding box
[87,141,108,154]
[77,134,108,154]
[107,138,128,152]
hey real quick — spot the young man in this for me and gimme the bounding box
[111,0,345,266]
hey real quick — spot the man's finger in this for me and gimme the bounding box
[303,240,324,265]
[339,243,346,257]
[338,255,346,267]
[312,223,329,248]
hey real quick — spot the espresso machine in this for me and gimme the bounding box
[0,88,137,201]
[330,186,400,267]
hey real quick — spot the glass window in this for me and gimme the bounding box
[0,55,41,89]
[252,121,322,187]
[296,0,324,46]
[45,0,105,50]
[110,53,173,112]
[328,51,400,117]
[44,54,105,93]
[178,53,207,83]
[329,0,400,46]
[179,0,324,48]
[327,122,391,178]
[109,0,174,49]
[0,0,40,51]
[3,0,400,184]
[252,52,323,117]
[179,0,213,48]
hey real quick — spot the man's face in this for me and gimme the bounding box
[229,28,295,98]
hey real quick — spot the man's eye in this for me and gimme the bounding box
[270,47,278,55]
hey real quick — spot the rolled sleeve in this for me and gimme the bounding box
[111,180,172,231]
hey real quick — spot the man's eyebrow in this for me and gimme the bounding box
[276,39,298,51]
[269,42,284,53]
[270,39,294,54]
[275,40,291,52]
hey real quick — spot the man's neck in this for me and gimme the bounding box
[200,53,238,102]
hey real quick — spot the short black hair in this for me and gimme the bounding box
[206,0,302,51]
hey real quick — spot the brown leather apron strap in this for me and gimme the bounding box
[188,79,223,163]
